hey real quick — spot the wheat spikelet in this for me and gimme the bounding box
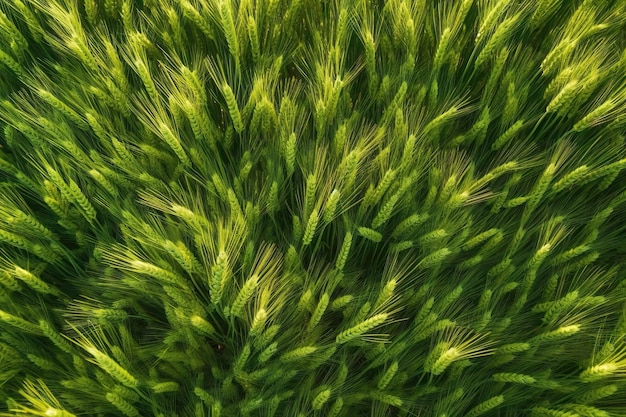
[357,227,382,243]
[86,346,138,389]
[229,274,259,319]
[222,83,243,133]
[352,302,373,325]
[573,99,617,132]
[27,353,54,370]
[297,289,314,313]
[552,165,590,193]
[182,100,204,141]
[427,347,459,375]
[391,213,429,239]
[302,209,319,246]
[38,90,87,129]
[579,159,626,187]
[0,10,27,53]
[151,381,179,394]
[134,58,159,102]
[530,325,580,344]
[419,248,451,269]
[194,387,217,406]
[0,270,20,291]
[462,228,500,251]
[234,343,251,372]
[372,192,400,229]
[0,48,24,76]
[12,0,43,42]
[89,169,118,196]
[577,384,618,403]
[492,119,524,150]
[335,231,353,271]
[580,363,619,382]
[106,392,139,417]
[307,293,329,332]
[423,106,460,136]
[249,308,268,337]
[265,181,280,214]
[303,174,317,215]
[91,309,128,324]
[336,313,388,344]
[526,244,551,278]
[546,80,578,115]
[330,295,353,311]
[531,407,580,417]
[60,177,94,222]
[500,84,520,126]
[493,372,536,385]
[496,343,530,354]
[370,391,403,407]
[466,395,505,417]
[158,122,190,165]
[563,404,610,417]
[476,0,510,42]
[179,0,212,39]
[246,16,261,64]
[476,15,519,69]
[327,397,344,417]
[280,345,318,362]
[219,0,240,70]
[541,38,577,76]
[0,309,42,334]
[377,361,399,390]
[531,0,562,28]
[164,240,199,273]
[312,388,331,410]
[284,132,297,176]
[543,291,578,323]
[598,167,620,191]
[190,315,215,335]
[257,342,278,364]
[322,189,341,224]
[9,209,56,241]
[418,229,448,248]
[373,278,397,311]
[523,164,556,222]
[433,27,452,71]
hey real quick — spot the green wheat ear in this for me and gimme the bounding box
[1,0,626,415]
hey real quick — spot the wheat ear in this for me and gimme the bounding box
[336,313,389,344]
[106,392,139,417]
[229,274,259,319]
[222,83,243,133]
[465,395,505,417]
[280,346,318,362]
[86,346,138,389]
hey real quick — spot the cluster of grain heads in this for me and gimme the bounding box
[0,0,625,415]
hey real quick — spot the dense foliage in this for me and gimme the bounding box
[1,0,626,416]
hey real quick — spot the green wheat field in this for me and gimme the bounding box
[1,0,626,416]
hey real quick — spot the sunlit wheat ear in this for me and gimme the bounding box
[579,337,626,382]
[335,313,390,344]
